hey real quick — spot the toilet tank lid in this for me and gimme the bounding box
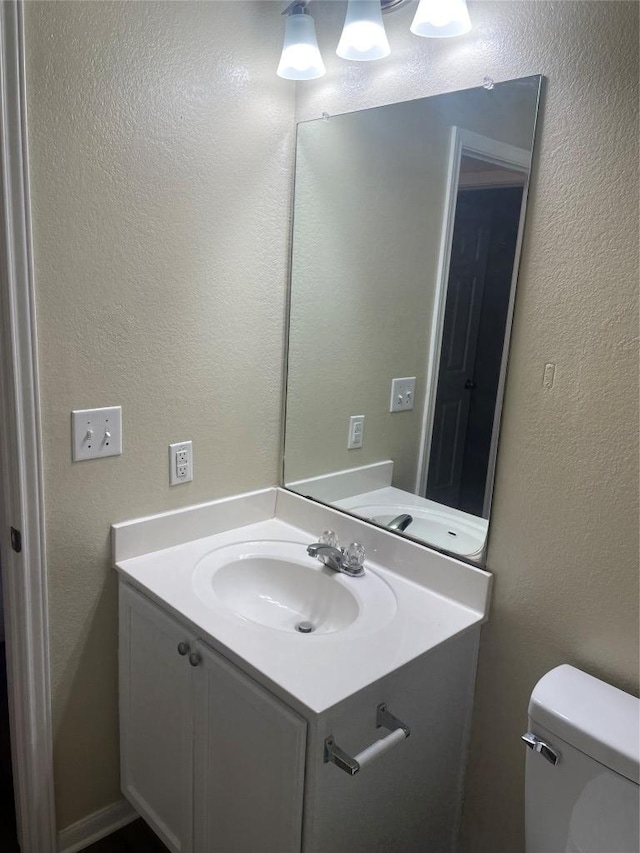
[529,665,639,785]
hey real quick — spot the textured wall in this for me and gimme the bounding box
[285,83,537,491]
[24,1,295,829]
[295,2,639,851]
[286,105,435,490]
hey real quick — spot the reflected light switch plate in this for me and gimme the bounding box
[390,377,416,412]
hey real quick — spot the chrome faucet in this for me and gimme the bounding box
[387,513,413,532]
[307,540,366,577]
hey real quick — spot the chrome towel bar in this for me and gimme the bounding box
[324,703,410,776]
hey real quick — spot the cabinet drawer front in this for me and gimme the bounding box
[119,584,195,853]
[194,642,307,853]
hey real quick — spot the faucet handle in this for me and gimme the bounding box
[319,529,339,548]
[344,542,365,570]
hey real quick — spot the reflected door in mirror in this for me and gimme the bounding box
[427,183,524,517]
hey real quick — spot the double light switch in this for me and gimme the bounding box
[72,407,122,461]
[389,377,416,413]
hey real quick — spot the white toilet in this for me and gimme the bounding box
[523,664,639,853]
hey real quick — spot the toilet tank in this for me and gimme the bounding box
[524,665,639,853]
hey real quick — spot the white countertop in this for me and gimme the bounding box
[114,489,491,714]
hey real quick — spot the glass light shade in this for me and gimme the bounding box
[410,0,472,38]
[336,0,391,62]
[277,11,326,80]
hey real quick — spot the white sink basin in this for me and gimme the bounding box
[192,539,396,635]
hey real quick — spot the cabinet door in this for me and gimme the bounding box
[193,641,307,853]
[119,583,195,853]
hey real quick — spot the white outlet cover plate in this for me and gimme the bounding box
[389,377,416,413]
[72,406,122,461]
[347,415,364,450]
[169,440,193,485]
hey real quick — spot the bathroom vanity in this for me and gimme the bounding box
[114,488,491,853]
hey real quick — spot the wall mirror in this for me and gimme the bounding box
[283,76,542,565]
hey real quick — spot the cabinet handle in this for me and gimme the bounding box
[188,652,201,667]
[324,704,410,776]
[177,642,190,656]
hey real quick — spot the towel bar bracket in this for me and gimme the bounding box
[323,736,360,775]
[376,703,410,737]
[324,703,410,776]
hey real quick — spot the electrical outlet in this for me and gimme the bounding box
[169,441,193,485]
[348,415,364,449]
[71,406,122,461]
[389,377,416,413]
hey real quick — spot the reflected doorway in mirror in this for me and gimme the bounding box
[419,129,530,519]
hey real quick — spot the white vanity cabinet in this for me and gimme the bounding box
[119,583,307,853]
[120,578,482,853]
[119,582,195,852]
[192,640,306,853]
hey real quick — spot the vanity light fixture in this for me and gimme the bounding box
[336,0,391,62]
[410,0,472,38]
[277,0,473,80]
[277,1,326,80]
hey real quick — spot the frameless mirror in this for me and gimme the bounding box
[283,76,542,565]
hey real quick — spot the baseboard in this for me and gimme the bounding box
[57,799,138,853]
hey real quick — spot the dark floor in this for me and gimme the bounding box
[0,641,18,853]
[84,818,169,852]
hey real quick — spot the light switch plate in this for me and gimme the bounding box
[72,406,122,461]
[389,377,416,413]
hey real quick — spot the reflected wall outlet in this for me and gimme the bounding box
[348,415,364,450]
[72,406,122,461]
[390,377,416,413]
[169,441,193,485]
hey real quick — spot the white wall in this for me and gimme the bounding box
[295,2,639,851]
[24,0,295,829]
[286,105,435,490]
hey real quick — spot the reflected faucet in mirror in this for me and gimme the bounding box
[283,76,543,565]
[387,514,413,532]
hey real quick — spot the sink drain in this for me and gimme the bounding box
[295,621,315,634]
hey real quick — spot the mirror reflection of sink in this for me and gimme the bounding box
[192,540,396,635]
[350,504,486,558]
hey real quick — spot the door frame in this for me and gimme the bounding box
[416,127,531,511]
[0,1,57,850]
